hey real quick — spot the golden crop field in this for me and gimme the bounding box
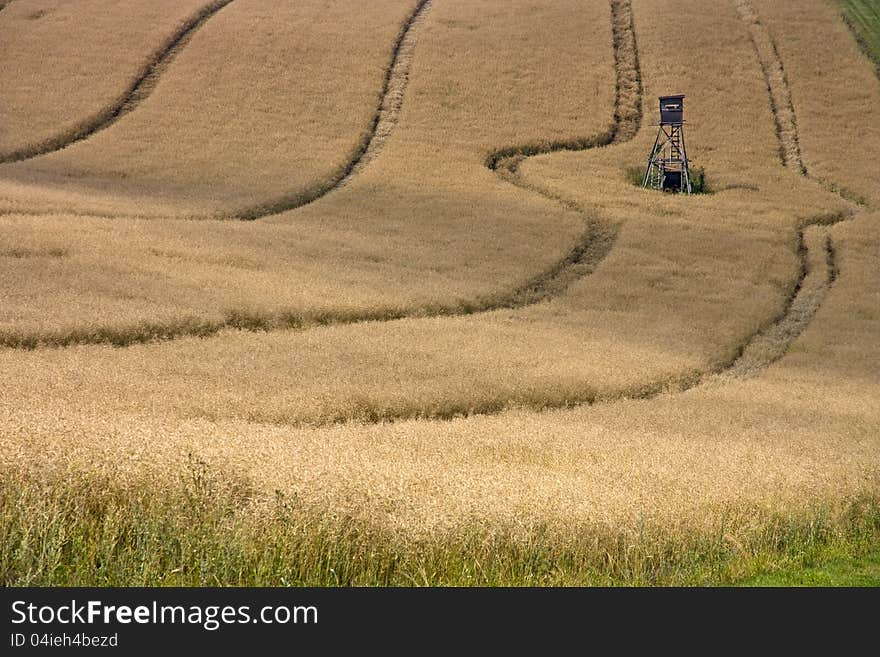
[1,0,878,585]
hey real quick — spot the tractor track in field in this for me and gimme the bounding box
[0,0,862,428]
[0,0,635,349]
[481,0,643,315]
[233,0,434,220]
[0,0,237,164]
[225,0,866,425]
[0,0,435,220]
[719,0,866,380]
[297,0,867,424]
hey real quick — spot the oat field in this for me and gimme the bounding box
[1,0,878,585]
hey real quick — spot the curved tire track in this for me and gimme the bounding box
[0,0,237,164]
[228,0,870,425]
[233,0,434,220]
[721,0,865,379]
[0,0,434,222]
[0,0,637,349]
[718,225,839,380]
[482,0,643,306]
[0,0,434,220]
[2,0,859,430]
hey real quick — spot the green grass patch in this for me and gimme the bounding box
[738,548,880,586]
[840,0,880,77]
[625,166,711,194]
[2,463,878,586]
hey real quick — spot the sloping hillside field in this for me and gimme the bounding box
[1,0,878,585]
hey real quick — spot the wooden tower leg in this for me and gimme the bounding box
[679,126,692,194]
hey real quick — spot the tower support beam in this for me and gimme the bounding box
[643,95,691,194]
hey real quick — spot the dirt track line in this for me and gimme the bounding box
[337,0,431,187]
[241,216,850,427]
[717,226,838,380]
[2,0,845,411]
[483,0,642,306]
[0,0,433,220]
[480,0,643,311]
[722,0,861,379]
[230,0,865,427]
[0,0,237,164]
[0,0,852,427]
[486,0,641,175]
[733,0,803,173]
[320,0,865,424]
[0,0,635,349]
[233,0,434,219]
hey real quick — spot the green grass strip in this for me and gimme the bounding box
[2,465,878,587]
[738,548,880,586]
[840,0,880,76]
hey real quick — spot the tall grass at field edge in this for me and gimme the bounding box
[2,464,877,586]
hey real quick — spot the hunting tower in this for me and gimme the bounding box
[643,95,691,193]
